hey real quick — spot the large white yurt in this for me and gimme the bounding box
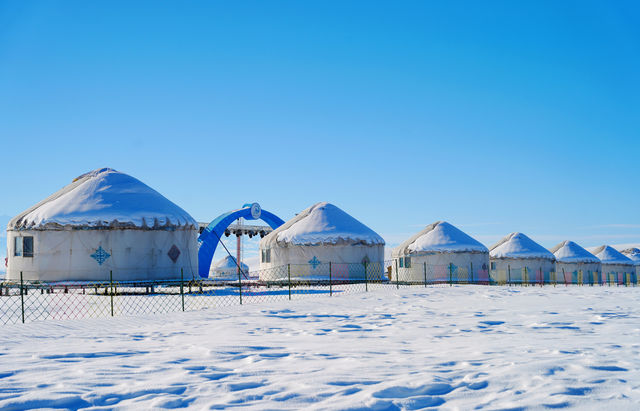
[392,221,489,284]
[550,241,601,285]
[210,255,249,280]
[621,248,640,280]
[489,232,556,284]
[258,202,385,281]
[6,168,198,282]
[591,245,636,285]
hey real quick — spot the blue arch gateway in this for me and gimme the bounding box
[197,203,285,278]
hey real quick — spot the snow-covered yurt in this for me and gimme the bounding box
[621,248,640,280]
[6,168,198,282]
[210,255,249,280]
[591,246,636,285]
[392,221,489,284]
[258,202,385,281]
[550,241,601,285]
[489,233,556,284]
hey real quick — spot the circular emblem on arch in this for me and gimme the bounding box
[197,203,285,278]
[250,203,261,220]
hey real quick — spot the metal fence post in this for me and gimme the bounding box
[180,268,185,311]
[329,262,332,297]
[470,262,474,284]
[579,269,583,286]
[423,262,427,288]
[110,270,114,317]
[364,261,368,292]
[20,271,25,324]
[449,263,453,286]
[508,264,511,286]
[237,264,243,305]
[523,266,528,286]
[395,259,399,289]
[288,264,291,300]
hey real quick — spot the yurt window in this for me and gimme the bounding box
[23,237,34,257]
[261,248,271,263]
[405,256,411,268]
[14,237,22,257]
[399,257,404,268]
[14,236,34,257]
[490,262,496,270]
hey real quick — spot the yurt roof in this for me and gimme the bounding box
[621,248,640,265]
[591,245,634,265]
[550,240,600,263]
[489,232,555,260]
[261,202,385,247]
[8,168,197,230]
[393,221,488,256]
[212,255,249,271]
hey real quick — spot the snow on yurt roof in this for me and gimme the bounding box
[591,245,634,265]
[393,221,488,256]
[490,232,555,260]
[621,248,640,265]
[550,241,600,263]
[261,202,385,247]
[212,256,249,271]
[9,168,197,230]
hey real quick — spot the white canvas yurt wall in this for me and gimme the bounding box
[621,248,640,280]
[489,233,556,284]
[392,221,489,284]
[6,168,198,282]
[210,255,249,280]
[550,241,601,285]
[591,246,636,285]
[258,202,385,281]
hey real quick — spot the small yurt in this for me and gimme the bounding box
[621,248,640,280]
[591,245,636,285]
[210,255,249,280]
[258,202,385,281]
[392,221,489,284]
[489,232,556,285]
[550,241,601,285]
[6,168,198,282]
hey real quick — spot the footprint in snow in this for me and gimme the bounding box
[372,382,455,398]
[589,365,628,372]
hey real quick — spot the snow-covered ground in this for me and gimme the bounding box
[1,285,640,410]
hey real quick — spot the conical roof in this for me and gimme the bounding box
[591,245,634,265]
[8,168,197,230]
[550,241,600,263]
[393,221,487,256]
[261,202,384,247]
[212,256,249,272]
[621,248,640,266]
[490,232,555,260]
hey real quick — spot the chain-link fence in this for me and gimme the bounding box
[1,260,637,325]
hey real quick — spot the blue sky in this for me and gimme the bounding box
[1,0,639,264]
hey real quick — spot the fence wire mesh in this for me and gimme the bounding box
[0,260,637,325]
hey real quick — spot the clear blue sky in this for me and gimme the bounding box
[1,1,639,257]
